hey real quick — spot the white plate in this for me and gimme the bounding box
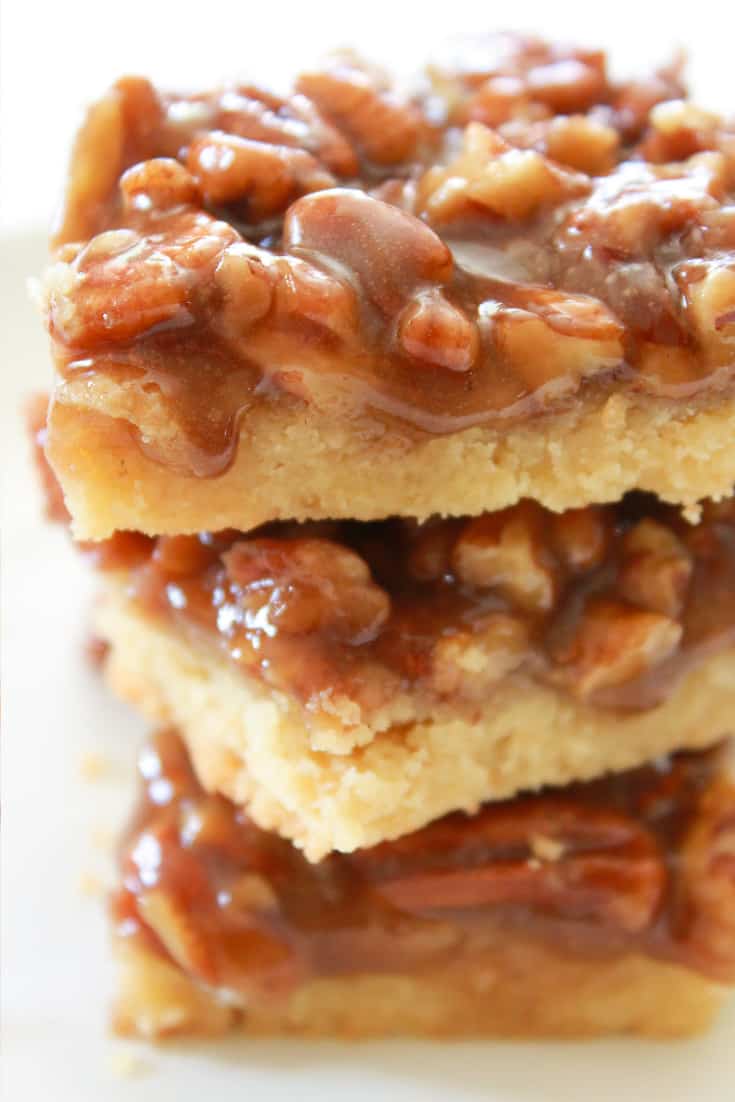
[2,222,734,1099]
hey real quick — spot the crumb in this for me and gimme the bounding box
[109,1047,152,1078]
[682,502,703,524]
[531,834,566,862]
[91,824,115,851]
[86,633,110,669]
[79,751,110,781]
[79,871,106,898]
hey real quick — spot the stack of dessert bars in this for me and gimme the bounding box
[37,34,735,1039]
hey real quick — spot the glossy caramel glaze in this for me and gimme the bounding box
[89,495,735,720]
[45,35,735,477]
[113,730,735,1002]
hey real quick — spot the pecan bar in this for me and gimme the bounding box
[113,730,735,1039]
[42,36,735,539]
[91,497,735,858]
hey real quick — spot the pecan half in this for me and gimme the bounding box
[353,799,665,933]
[678,777,735,980]
[214,85,358,176]
[297,60,426,165]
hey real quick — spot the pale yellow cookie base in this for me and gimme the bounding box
[113,935,729,1040]
[95,582,735,861]
[48,385,735,540]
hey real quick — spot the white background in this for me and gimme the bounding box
[2,1,734,1098]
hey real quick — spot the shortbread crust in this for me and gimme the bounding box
[96,584,734,858]
[112,731,735,1039]
[48,389,735,539]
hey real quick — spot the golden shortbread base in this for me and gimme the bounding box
[48,388,735,540]
[113,935,729,1041]
[96,582,735,860]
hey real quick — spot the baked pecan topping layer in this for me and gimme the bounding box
[45,36,735,477]
[113,730,735,999]
[92,495,735,725]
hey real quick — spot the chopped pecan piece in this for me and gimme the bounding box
[618,519,693,618]
[551,507,610,572]
[486,286,624,390]
[187,132,334,217]
[213,244,274,338]
[464,74,538,128]
[137,889,217,981]
[642,99,721,163]
[551,598,683,697]
[121,158,200,213]
[452,504,557,613]
[418,122,589,223]
[676,259,735,360]
[524,54,607,113]
[431,613,529,696]
[223,538,390,644]
[401,518,461,582]
[564,155,724,256]
[501,114,620,175]
[297,60,426,165]
[398,291,479,372]
[214,241,359,347]
[151,535,219,577]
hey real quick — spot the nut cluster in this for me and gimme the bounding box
[117,730,735,992]
[104,497,735,719]
[46,33,735,449]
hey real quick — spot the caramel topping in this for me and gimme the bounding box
[94,496,735,721]
[113,730,735,1000]
[45,36,735,477]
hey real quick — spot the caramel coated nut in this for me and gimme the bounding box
[137,889,216,982]
[499,114,621,175]
[215,85,358,176]
[355,799,665,933]
[431,613,529,696]
[214,242,359,347]
[297,62,425,165]
[618,519,693,618]
[419,122,589,223]
[121,158,200,213]
[452,506,557,613]
[187,132,334,217]
[398,291,479,371]
[677,260,735,359]
[551,507,610,572]
[679,779,735,977]
[552,598,683,697]
[223,538,390,644]
[283,188,453,315]
[47,211,238,348]
[489,288,624,389]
